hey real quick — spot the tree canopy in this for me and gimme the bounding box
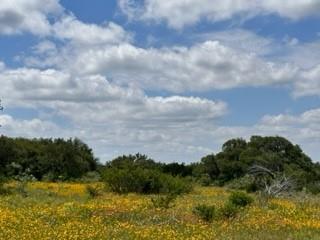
[0,135,318,190]
[200,136,319,187]
[0,136,98,180]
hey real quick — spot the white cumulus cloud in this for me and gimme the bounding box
[118,0,320,29]
[52,15,132,45]
[57,41,297,93]
[0,0,62,35]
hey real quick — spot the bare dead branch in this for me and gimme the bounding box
[248,164,294,197]
[248,165,275,179]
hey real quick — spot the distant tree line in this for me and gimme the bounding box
[103,136,320,193]
[0,135,319,193]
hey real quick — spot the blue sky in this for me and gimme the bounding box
[0,0,319,162]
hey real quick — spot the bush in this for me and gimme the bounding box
[226,175,258,192]
[80,171,101,183]
[228,191,253,207]
[193,204,216,222]
[104,169,162,194]
[219,202,239,219]
[161,175,193,195]
[14,171,36,182]
[197,174,212,186]
[102,167,192,195]
[192,192,253,221]
[86,185,102,198]
[306,183,320,195]
[42,172,58,182]
[151,194,177,209]
[103,168,135,194]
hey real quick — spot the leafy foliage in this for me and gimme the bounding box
[193,191,253,221]
[228,191,253,207]
[306,183,320,195]
[0,135,318,195]
[162,162,193,177]
[151,194,177,209]
[105,153,160,171]
[193,204,216,222]
[219,202,239,219]
[193,192,253,222]
[102,166,192,195]
[198,136,319,190]
[226,175,258,192]
[0,136,98,180]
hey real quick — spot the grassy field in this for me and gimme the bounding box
[0,182,319,240]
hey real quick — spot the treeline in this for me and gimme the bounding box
[102,136,320,193]
[0,135,319,193]
[0,136,98,181]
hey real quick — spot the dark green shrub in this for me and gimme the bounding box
[160,175,193,195]
[151,194,177,209]
[0,137,98,181]
[197,174,212,186]
[226,175,258,192]
[102,168,139,194]
[219,202,239,219]
[80,171,101,183]
[193,204,216,222]
[214,191,253,219]
[306,183,320,195]
[228,191,253,207]
[102,167,192,195]
[245,182,259,193]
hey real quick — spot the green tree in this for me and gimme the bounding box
[162,162,193,177]
[200,154,220,180]
[106,153,160,170]
[0,137,98,180]
[197,136,319,187]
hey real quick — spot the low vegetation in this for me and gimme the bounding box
[102,167,192,195]
[228,191,254,207]
[193,204,216,222]
[151,193,177,209]
[193,191,253,222]
[0,183,319,240]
